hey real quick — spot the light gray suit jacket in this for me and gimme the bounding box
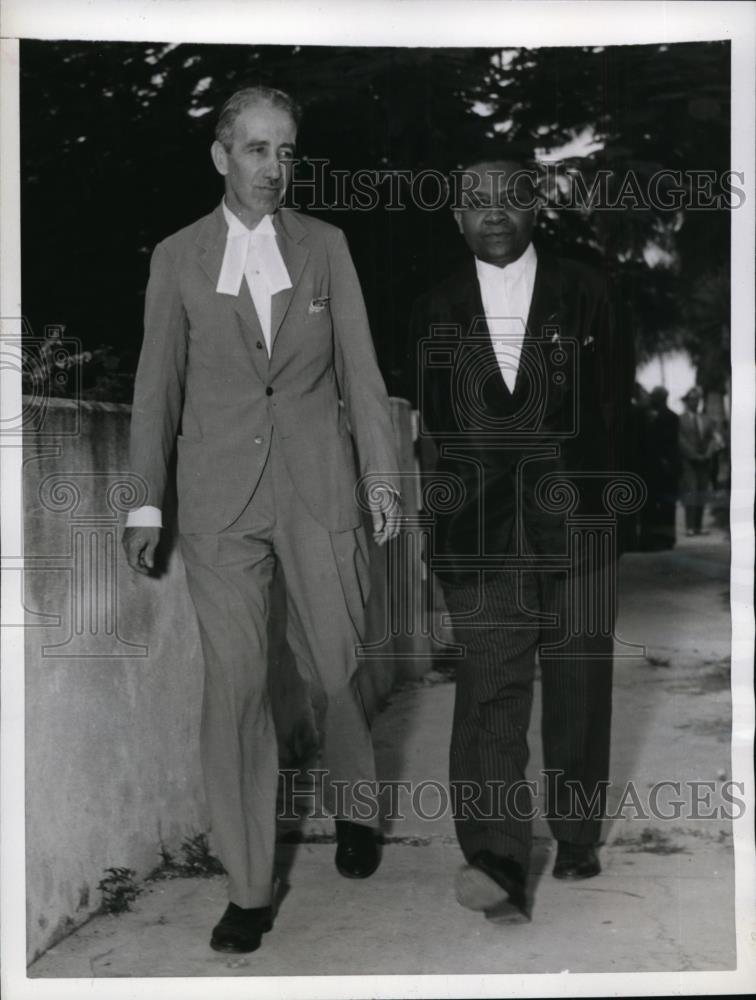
[129,203,399,534]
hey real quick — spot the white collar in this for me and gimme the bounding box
[222,200,277,238]
[216,201,290,297]
[475,242,537,284]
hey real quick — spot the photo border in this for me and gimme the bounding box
[2,2,754,997]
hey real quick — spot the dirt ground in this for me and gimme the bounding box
[28,524,746,982]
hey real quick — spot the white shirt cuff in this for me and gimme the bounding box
[126,505,163,528]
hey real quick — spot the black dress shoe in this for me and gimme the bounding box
[455,850,529,922]
[334,819,381,879]
[552,842,601,880]
[210,902,273,953]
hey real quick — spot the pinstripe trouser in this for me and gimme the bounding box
[442,564,613,874]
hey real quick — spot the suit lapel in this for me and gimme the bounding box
[449,257,525,412]
[524,253,561,346]
[270,209,310,352]
[512,254,567,415]
[196,202,268,381]
[447,257,487,336]
[449,252,566,419]
[196,203,227,288]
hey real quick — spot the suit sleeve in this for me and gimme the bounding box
[129,240,188,511]
[595,276,634,473]
[678,418,698,461]
[409,293,443,474]
[410,292,461,440]
[328,229,401,495]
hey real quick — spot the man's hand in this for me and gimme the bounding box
[369,487,402,546]
[122,526,161,575]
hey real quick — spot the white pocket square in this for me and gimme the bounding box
[308,296,330,314]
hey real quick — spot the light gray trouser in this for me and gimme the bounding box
[180,436,375,907]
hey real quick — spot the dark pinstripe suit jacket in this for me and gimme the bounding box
[413,250,633,583]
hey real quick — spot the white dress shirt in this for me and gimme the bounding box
[216,201,292,353]
[475,243,537,394]
[126,203,291,529]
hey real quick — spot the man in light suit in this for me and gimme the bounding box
[122,86,400,954]
[413,152,633,922]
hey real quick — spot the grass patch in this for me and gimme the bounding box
[611,827,691,855]
[147,832,225,881]
[97,867,142,914]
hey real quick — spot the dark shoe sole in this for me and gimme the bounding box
[210,937,262,954]
[553,863,601,880]
[455,865,529,922]
[334,821,381,879]
[485,899,532,925]
[209,918,273,953]
[335,856,381,879]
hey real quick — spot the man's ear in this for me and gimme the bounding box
[452,209,464,234]
[211,140,229,177]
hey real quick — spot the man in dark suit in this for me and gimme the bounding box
[122,87,400,953]
[639,386,681,550]
[678,386,718,536]
[413,153,633,921]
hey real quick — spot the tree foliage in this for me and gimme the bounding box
[20,39,730,401]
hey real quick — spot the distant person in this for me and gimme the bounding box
[624,382,650,551]
[639,386,681,550]
[709,422,727,492]
[707,417,729,529]
[678,386,717,536]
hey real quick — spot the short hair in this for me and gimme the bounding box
[452,143,540,208]
[456,141,537,175]
[215,86,302,149]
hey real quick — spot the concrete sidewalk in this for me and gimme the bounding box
[29,529,737,977]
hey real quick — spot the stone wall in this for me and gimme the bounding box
[23,397,423,962]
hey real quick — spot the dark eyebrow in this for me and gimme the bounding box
[463,192,486,208]
[241,139,296,154]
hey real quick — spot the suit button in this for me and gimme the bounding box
[254,435,263,445]
[265,386,273,396]
[256,341,263,350]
